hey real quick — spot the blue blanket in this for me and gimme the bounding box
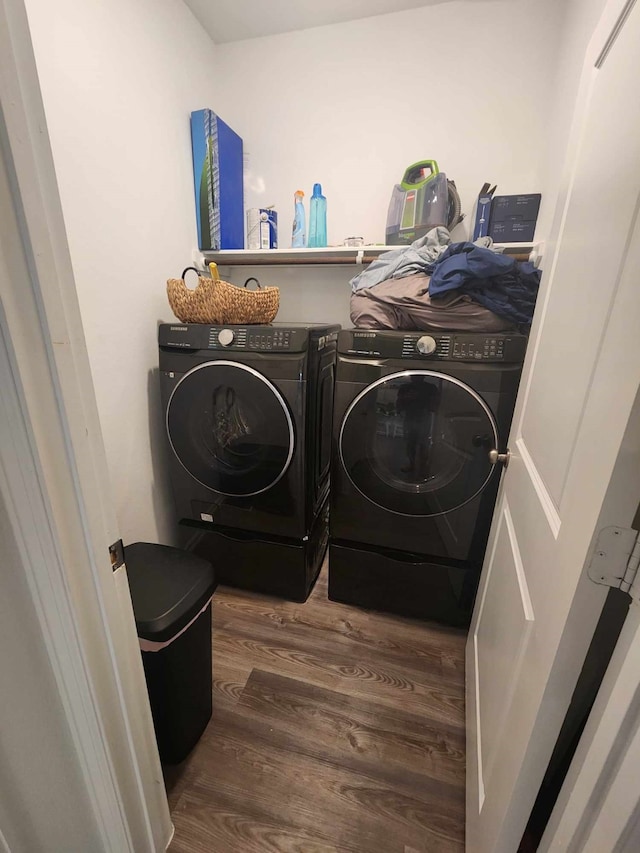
[427,242,541,326]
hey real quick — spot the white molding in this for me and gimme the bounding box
[515,437,561,538]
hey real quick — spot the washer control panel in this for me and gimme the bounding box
[207,327,336,352]
[158,323,339,354]
[246,329,293,350]
[207,326,292,350]
[341,330,528,363]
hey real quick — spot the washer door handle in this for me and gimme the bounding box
[489,448,511,469]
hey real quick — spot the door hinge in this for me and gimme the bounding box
[109,539,124,572]
[588,526,640,601]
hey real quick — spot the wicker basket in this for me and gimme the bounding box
[167,267,279,325]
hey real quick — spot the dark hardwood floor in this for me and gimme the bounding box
[167,560,466,852]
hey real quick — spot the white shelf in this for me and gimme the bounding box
[199,242,543,268]
[201,246,394,267]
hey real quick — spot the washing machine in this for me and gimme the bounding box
[329,328,528,625]
[159,321,339,600]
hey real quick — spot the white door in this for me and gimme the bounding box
[466,1,640,849]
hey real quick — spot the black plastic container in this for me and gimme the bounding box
[125,542,216,764]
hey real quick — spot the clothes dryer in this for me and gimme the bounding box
[329,328,527,624]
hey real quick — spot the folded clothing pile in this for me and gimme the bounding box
[350,229,541,331]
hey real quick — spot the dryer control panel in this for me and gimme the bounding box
[339,330,528,363]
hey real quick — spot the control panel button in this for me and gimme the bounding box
[218,328,235,347]
[416,335,437,355]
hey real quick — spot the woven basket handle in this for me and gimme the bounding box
[181,267,202,289]
[243,277,263,290]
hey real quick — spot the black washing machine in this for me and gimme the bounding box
[329,328,528,625]
[159,322,339,600]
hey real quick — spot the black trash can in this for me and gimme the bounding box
[125,542,216,765]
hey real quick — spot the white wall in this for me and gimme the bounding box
[24,0,220,545]
[216,0,564,248]
[210,0,565,327]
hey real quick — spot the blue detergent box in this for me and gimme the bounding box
[190,109,244,250]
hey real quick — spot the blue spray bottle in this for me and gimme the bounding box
[291,190,306,247]
[308,183,327,248]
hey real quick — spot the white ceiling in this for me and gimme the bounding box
[183,0,439,44]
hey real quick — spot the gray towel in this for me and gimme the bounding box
[350,227,452,292]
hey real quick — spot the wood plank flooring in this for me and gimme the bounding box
[167,560,466,852]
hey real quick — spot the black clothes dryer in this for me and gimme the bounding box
[329,328,527,625]
[159,322,339,600]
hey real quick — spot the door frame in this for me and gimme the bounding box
[0,0,170,849]
[542,591,640,850]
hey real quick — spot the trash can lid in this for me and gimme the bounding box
[124,543,216,642]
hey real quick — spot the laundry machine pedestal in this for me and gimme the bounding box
[184,498,329,603]
[329,540,476,627]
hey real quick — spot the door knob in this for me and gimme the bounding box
[489,448,511,469]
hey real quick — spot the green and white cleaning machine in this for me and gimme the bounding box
[386,160,463,245]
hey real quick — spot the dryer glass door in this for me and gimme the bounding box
[339,370,498,516]
[167,361,294,497]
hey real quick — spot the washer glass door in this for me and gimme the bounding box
[339,370,498,516]
[167,361,294,497]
